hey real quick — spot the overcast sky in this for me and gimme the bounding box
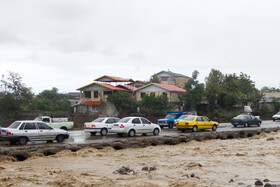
[1,0,280,94]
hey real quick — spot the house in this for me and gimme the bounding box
[75,81,130,115]
[259,90,280,112]
[153,70,191,88]
[134,83,186,110]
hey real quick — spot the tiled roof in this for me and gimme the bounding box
[77,82,128,91]
[82,101,101,105]
[134,83,186,92]
[155,71,191,79]
[154,83,186,92]
[94,75,134,82]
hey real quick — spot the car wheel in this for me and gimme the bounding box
[128,129,136,137]
[273,119,275,122]
[47,140,53,143]
[117,133,123,137]
[153,128,160,135]
[212,124,217,131]
[181,129,185,132]
[257,122,261,127]
[90,132,97,136]
[60,126,67,130]
[233,125,237,128]
[192,126,198,132]
[168,122,173,129]
[56,135,65,143]
[18,137,28,145]
[100,128,108,136]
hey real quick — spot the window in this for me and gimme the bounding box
[170,77,175,82]
[37,122,52,130]
[196,117,203,122]
[104,91,112,96]
[132,118,141,124]
[161,77,168,81]
[84,91,91,98]
[24,123,37,130]
[202,117,209,122]
[140,92,146,98]
[93,118,105,122]
[42,118,50,123]
[114,118,120,122]
[94,91,99,98]
[162,92,167,97]
[106,118,115,124]
[141,118,151,124]
[8,121,22,129]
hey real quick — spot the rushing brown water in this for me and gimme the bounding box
[1,131,280,187]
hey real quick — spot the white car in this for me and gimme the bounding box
[111,117,161,137]
[84,117,120,136]
[0,121,69,145]
[272,112,280,121]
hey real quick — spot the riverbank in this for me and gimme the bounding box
[1,130,280,186]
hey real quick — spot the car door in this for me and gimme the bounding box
[140,118,152,133]
[131,118,143,133]
[105,118,115,130]
[22,122,39,141]
[201,117,211,129]
[37,122,56,140]
[195,117,205,129]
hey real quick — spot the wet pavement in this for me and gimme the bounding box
[65,120,280,144]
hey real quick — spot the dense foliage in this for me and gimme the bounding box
[107,91,135,114]
[0,72,70,126]
[180,70,205,110]
[139,95,168,114]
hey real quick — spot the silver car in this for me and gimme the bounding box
[0,120,69,145]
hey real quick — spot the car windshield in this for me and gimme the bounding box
[276,112,280,115]
[178,115,189,120]
[183,116,195,121]
[166,114,176,118]
[93,118,105,122]
[8,121,22,129]
[118,118,130,123]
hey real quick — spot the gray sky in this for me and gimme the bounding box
[1,0,280,94]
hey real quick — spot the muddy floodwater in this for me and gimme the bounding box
[1,131,280,187]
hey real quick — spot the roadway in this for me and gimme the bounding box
[66,120,280,144]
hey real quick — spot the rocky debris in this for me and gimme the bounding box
[181,174,189,178]
[191,173,195,178]
[141,166,157,172]
[229,179,234,183]
[266,138,275,141]
[113,166,135,175]
[264,179,270,182]
[238,182,246,185]
[255,179,264,186]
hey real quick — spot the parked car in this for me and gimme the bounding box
[84,117,120,136]
[34,116,74,130]
[111,117,161,137]
[272,112,280,121]
[0,120,69,145]
[231,113,262,127]
[157,111,197,129]
[176,115,219,132]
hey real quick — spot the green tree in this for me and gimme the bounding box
[140,95,168,114]
[181,70,205,110]
[149,74,160,83]
[205,69,224,111]
[34,87,70,115]
[107,91,135,114]
[0,72,34,125]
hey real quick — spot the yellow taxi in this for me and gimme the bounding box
[176,115,218,132]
